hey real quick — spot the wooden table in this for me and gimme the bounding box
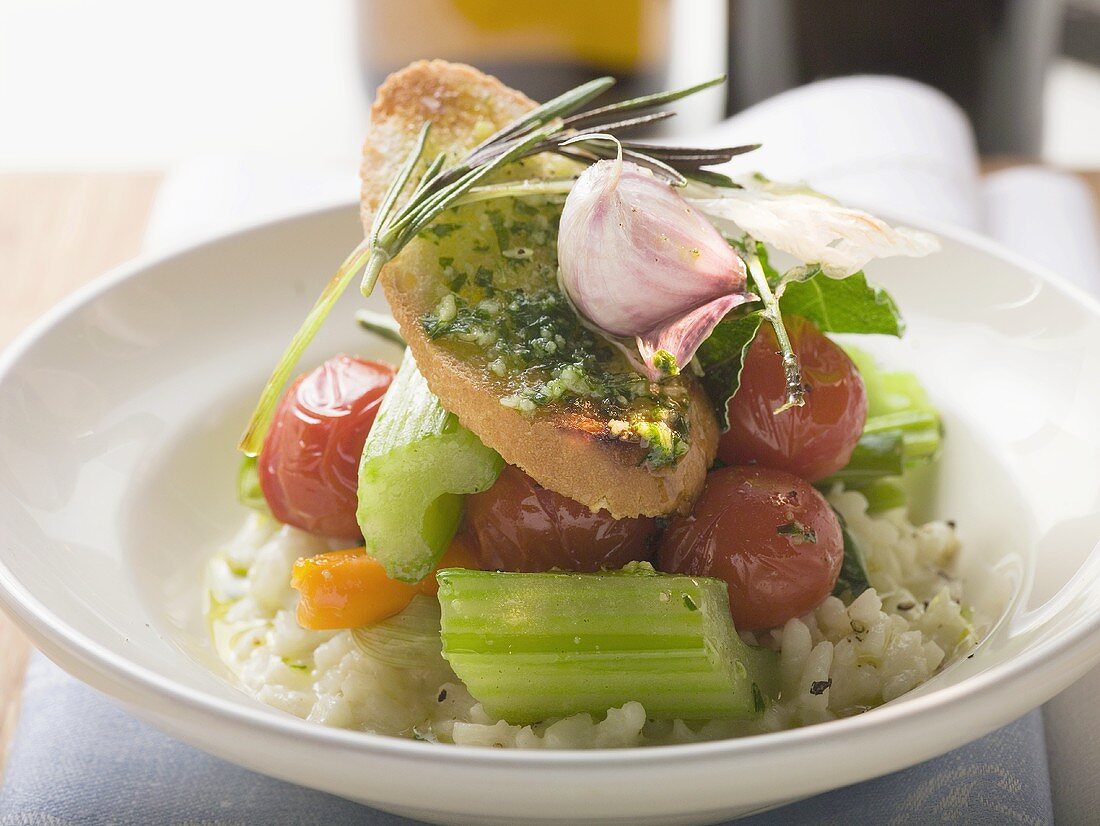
[1,168,1098,781]
[0,173,161,776]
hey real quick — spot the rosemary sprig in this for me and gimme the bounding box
[239,72,758,454]
[356,309,407,348]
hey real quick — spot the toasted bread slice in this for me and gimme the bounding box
[360,61,717,517]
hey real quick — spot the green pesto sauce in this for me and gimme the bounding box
[417,194,689,469]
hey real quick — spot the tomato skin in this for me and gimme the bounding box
[258,355,395,540]
[658,465,843,631]
[464,465,660,572]
[718,316,867,482]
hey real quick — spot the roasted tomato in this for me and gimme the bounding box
[658,465,843,631]
[464,465,660,572]
[718,315,867,481]
[258,355,395,540]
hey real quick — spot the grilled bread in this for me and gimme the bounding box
[360,61,717,517]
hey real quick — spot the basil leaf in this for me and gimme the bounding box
[695,310,764,428]
[779,270,905,337]
[832,510,871,600]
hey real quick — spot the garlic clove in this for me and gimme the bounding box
[558,159,748,338]
[636,293,754,381]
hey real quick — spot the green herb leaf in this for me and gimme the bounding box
[832,510,871,600]
[698,267,906,430]
[776,520,818,543]
[695,310,764,428]
[779,270,905,337]
[355,309,407,348]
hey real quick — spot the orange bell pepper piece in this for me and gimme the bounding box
[291,533,479,630]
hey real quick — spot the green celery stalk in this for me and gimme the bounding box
[824,431,905,485]
[873,370,935,417]
[863,410,941,463]
[860,478,908,513]
[437,565,778,724]
[236,456,269,513]
[820,414,940,491]
[823,349,943,496]
[357,350,503,582]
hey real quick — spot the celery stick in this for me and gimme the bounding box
[864,410,941,464]
[357,351,503,582]
[236,456,269,513]
[825,431,905,485]
[437,565,778,724]
[825,348,943,498]
[861,478,907,514]
[846,346,936,419]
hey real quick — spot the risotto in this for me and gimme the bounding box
[208,487,983,748]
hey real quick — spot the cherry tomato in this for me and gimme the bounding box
[464,465,660,572]
[658,465,843,631]
[718,315,867,481]
[259,355,395,540]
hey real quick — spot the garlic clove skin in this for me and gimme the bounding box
[558,160,748,338]
[687,176,939,276]
[636,292,753,381]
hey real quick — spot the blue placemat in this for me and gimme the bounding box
[0,653,1052,825]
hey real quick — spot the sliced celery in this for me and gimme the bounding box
[826,347,943,494]
[351,595,445,670]
[236,456,269,513]
[826,431,905,486]
[357,350,503,582]
[827,410,942,488]
[437,565,778,724]
[863,409,941,463]
[847,346,937,423]
[860,478,908,514]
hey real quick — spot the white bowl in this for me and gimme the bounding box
[2,204,1100,826]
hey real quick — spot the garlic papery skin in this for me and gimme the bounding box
[686,176,939,276]
[636,293,750,380]
[557,159,750,377]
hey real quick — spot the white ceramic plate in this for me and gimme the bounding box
[3,204,1100,826]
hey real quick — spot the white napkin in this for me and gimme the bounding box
[697,75,982,230]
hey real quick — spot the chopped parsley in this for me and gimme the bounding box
[777,521,818,544]
[752,682,766,713]
[428,223,461,238]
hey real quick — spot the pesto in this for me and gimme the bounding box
[417,197,690,469]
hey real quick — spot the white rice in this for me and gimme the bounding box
[208,488,986,748]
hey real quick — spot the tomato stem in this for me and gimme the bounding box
[744,244,805,412]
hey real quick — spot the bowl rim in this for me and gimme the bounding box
[2,200,1100,770]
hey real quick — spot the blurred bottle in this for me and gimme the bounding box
[357,0,671,105]
[726,0,1064,154]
